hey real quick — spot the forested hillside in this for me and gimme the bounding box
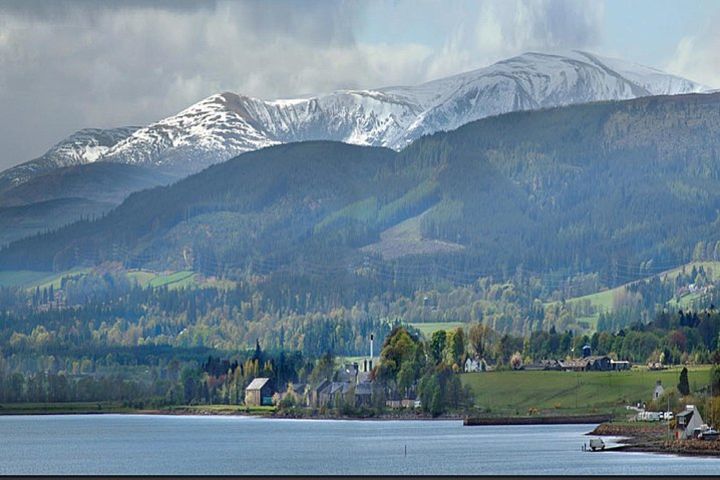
[3,93,720,295]
[0,163,177,246]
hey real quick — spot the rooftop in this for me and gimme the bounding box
[246,377,270,390]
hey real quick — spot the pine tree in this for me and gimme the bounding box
[678,367,690,396]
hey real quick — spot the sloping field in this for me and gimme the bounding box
[0,268,90,289]
[360,210,464,260]
[547,261,720,325]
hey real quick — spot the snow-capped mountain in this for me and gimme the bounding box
[0,126,139,193]
[97,50,707,173]
[2,50,710,182]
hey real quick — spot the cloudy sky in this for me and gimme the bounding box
[0,0,719,170]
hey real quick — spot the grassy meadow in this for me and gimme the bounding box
[461,365,711,417]
[0,267,239,292]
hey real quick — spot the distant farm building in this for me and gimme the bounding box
[560,355,612,372]
[524,359,562,371]
[648,362,667,371]
[611,360,631,371]
[245,377,274,406]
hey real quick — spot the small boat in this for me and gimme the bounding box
[699,428,719,440]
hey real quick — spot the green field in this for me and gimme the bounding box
[127,270,197,289]
[0,268,218,291]
[461,366,711,417]
[409,322,466,338]
[0,269,91,289]
[0,270,55,288]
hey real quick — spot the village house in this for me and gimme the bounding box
[307,379,332,408]
[245,377,274,407]
[354,381,373,407]
[329,381,352,407]
[337,362,359,383]
[308,364,375,409]
[675,405,705,440]
[653,380,665,400]
[274,382,306,405]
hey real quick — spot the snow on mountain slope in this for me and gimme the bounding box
[0,127,139,193]
[98,50,708,172]
[395,51,709,144]
[2,50,710,181]
[99,89,424,173]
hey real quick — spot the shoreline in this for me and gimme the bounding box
[464,413,612,426]
[0,403,612,423]
[0,403,462,421]
[589,422,720,457]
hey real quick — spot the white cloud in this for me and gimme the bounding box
[420,0,604,81]
[666,24,720,89]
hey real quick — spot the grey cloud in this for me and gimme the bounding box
[0,0,217,19]
[0,0,604,170]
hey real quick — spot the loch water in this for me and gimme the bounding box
[1,414,719,475]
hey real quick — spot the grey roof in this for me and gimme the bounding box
[313,379,332,394]
[337,363,359,382]
[245,377,270,391]
[677,409,694,418]
[290,383,306,393]
[330,381,351,395]
[355,382,372,395]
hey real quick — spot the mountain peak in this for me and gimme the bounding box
[1,51,709,182]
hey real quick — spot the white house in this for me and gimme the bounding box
[464,357,481,372]
[653,380,665,400]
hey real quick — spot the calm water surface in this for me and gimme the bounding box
[1,414,719,475]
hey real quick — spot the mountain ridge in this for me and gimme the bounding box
[1,50,708,183]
